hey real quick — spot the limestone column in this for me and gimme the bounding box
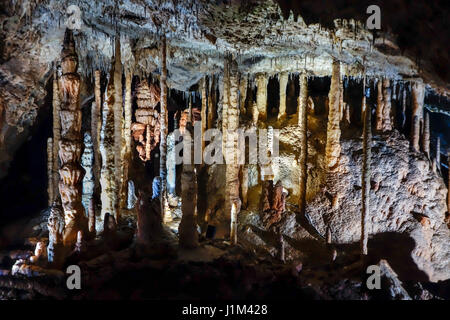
[207,75,216,129]
[113,36,124,219]
[381,79,392,131]
[411,81,425,152]
[47,138,53,205]
[423,112,430,159]
[57,29,86,246]
[361,79,371,256]
[52,70,61,200]
[122,71,132,209]
[201,77,207,155]
[325,60,341,171]
[179,122,198,248]
[298,74,308,215]
[225,56,241,245]
[100,68,117,230]
[159,35,168,219]
[278,72,288,120]
[92,70,102,204]
[239,73,248,116]
[256,73,268,122]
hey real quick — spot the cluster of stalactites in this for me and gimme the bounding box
[131,79,161,161]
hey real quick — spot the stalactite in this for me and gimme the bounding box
[423,112,430,159]
[92,70,102,206]
[179,123,198,248]
[122,71,132,209]
[52,70,60,201]
[361,81,371,257]
[256,73,267,122]
[278,72,288,120]
[113,36,123,220]
[57,29,87,246]
[325,60,341,171]
[222,62,230,156]
[47,138,53,205]
[298,74,308,216]
[100,70,117,230]
[225,56,241,245]
[411,81,425,152]
[167,131,176,197]
[239,73,248,116]
[88,198,95,234]
[339,76,344,121]
[159,35,168,221]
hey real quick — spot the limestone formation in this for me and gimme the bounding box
[47,204,65,267]
[113,37,124,218]
[92,70,102,204]
[376,79,393,132]
[47,137,53,205]
[52,70,61,201]
[325,60,341,171]
[278,72,288,119]
[361,86,371,256]
[298,74,308,216]
[422,112,430,159]
[57,29,86,246]
[160,35,169,220]
[122,71,133,209]
[100,70,117,228]
[256,73,268,122]
[179,122,199,249]
[261,180,286,230]
[131,80,160,161]
[411,81,425,152]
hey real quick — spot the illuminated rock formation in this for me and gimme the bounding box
[47,137,53,205]
[298,74,308,215]
[422,112,430,159]
[325,60,341,171]
[131,80,160,161]
[100,70,117,228]
[92,70,102,205]
[57,29,86,246]
[47,204,65,268]
[278,72,288,120]
[52,70,61,201]
[411,81,425,152]
[376,79,393,132]
[361,82,371,256]
[256,73,268,122]
[160,35,168,220]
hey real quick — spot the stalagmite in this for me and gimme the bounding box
[423,112,430,159]
[81,132,94,220]
[47,138,53,205]
[100,71,117,229]
[278,72,288,120]
[256,73,267,122]
[88,198,95,234]
[225,56,241,245]
[122,71,133,209]
[47,204,65,267]
[411,81,425,152]
[113,36,124,219]
[131,80,160,161]
[240,165,249,209]
[401,86,407,129]
[325,60,341,171]
[92,70,102,205]
[52,70,60,200]
[298,74,308,215]
[361,81,371,256]
[179,122,198,248]
[57,29,87,246]
[239,73,248,116]
[376,79,383,131]
[160,35,168,220]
